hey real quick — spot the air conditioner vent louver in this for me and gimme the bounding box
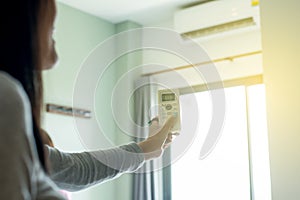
[182,17,256,39]
[174,0,260,40]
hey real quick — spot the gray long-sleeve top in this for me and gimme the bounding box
[0,71,145,199]
[46,143,145,192]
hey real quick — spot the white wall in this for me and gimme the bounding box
[43,5,145,200]
[43,3,117,200]
[260,0,300,199]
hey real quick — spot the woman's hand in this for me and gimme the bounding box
[137,116,179,160]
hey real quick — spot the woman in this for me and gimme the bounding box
[0,0,176,199]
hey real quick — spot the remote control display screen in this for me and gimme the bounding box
[162,93,175,102]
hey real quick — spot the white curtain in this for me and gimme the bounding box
[132,76,171,200]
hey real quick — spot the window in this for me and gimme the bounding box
[171,85,271,200]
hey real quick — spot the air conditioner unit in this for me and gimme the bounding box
[174,0,260,40]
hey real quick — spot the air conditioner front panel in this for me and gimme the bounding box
[174,0,260,35]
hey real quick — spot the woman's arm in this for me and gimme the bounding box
[46,143,145,191]
[46,116,177,192]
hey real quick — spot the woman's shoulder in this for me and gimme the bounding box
[0,71,31,129]
[0,71,29,108]
[0,71,24,94]
[0,71,33,141]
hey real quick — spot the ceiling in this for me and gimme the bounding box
[58,0,207,25]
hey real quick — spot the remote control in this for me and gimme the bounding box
[158,89,181,132]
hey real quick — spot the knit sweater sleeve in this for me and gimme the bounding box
[46,143,145,191]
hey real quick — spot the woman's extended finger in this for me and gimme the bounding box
[148,117,159,125]
[149,117,161,137]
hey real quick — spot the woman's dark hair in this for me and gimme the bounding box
[0,1,46,170]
